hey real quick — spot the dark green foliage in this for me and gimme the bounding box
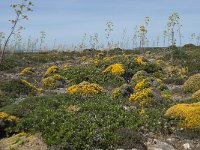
[0,79,36,99]
[163,78,186,85]
[164,47,200,75]
[183,44,196,49]
[2,93,175,149]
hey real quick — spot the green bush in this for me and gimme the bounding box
[3,93,174,149]
[61,64,123,88]
[183,44,196,49]
[0,79,36,99]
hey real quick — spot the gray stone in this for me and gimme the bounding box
[147,139,175,150]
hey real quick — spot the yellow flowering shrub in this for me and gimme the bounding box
[129,88,153,109]
[134,79,150,91]
[0,112,17,122]
[183,73,200,93]
[93,58,99,65]
[165,102,200,129]
[134,56,147,65]
[0,112,18,131]
[41,74,65,89]
[103,63,125,75]
[19,67,34,76]
[21,79,43,94]
[45,65,59,75]
[67,81,104,95]
[192,89,200,99]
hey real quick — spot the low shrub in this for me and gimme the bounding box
[112,84,133,98]
[165,102,200,129]
[0,112,18,137]
[183,73,200,93]
[61,64,123,88]
[42,74,66,89]
[5,93,174,149]
[192,89,200,99]
[0,79,37,98]
[67,81,104,95]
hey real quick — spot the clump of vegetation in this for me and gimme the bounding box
[45,65,59,75]
[62,64,123,88]
[0,79,37,99]
[165,102,200,129]
[0,132,47,150]
[192,89,200,99]
[19,67,35,76]
[3,93,174,149]
[0,112,18,137]
[183,73,200,93]
[21,79,43,94]
[134,56,147,65]
[67,81,104,95]
[103,63,125,75]
[41,74,66,89]
[112,84,133,98]
[131,70,148,84]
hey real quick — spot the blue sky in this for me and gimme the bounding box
[0,0,200,48]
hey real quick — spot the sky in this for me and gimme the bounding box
[0,0,200,49]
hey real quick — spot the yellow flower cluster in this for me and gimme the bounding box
[45,65,59,75]
[129,87,153,113]
[103,63,125,75]
[134,79,150,91]
[192,89,200,99]
[19,67,34,76]
[67,82,104,95]
[21,79,43,93]
[0,112,17,122]
[129,88,153,103]
[165,102,200,129]
[42,74,65,89]
[93,58,99,65]
[134,56,147,65]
